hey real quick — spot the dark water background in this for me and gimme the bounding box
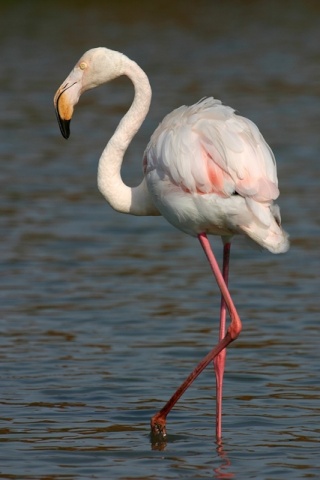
[1,1,319,478]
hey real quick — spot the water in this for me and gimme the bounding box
[1,1,319,478]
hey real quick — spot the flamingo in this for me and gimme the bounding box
[54,47,289,441]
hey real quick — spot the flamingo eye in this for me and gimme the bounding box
[79,62,87,70]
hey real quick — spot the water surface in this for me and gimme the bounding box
[0,1,319,478]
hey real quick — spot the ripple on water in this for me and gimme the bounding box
[1,1,320,479]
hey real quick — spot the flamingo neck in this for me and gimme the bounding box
[97,57,158,216]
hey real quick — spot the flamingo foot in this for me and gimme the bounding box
[150,412,167,438]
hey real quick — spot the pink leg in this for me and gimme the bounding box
[151,233,241,439]
[214,241,230,441]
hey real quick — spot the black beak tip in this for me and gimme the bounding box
[60,119,71,139]
[55,108,71,139]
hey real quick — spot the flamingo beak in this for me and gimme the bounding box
[54,69,83,139]
[54,82,77,139]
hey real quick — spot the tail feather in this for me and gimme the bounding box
[240,201,289,254]
[241,220,289,254]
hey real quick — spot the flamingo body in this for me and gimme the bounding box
[54,47,289,441]
[144,97,288,253]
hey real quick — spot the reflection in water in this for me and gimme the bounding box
[1,1,320,479]
[151,433,235,479]
[151,434,167,452]
[214,442,235,479]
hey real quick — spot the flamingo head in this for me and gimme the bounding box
[54,47,125,139]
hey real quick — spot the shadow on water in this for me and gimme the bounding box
[0,0,320,479]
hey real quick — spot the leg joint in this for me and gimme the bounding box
[227,315,242,340]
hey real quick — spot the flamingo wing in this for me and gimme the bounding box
[145,98,279,210]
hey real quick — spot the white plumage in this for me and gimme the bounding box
[144,97,288,252]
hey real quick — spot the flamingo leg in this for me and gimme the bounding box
[214,241,230,441]
[150,233,242,440]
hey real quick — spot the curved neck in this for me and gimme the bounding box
[97,57,159,216]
